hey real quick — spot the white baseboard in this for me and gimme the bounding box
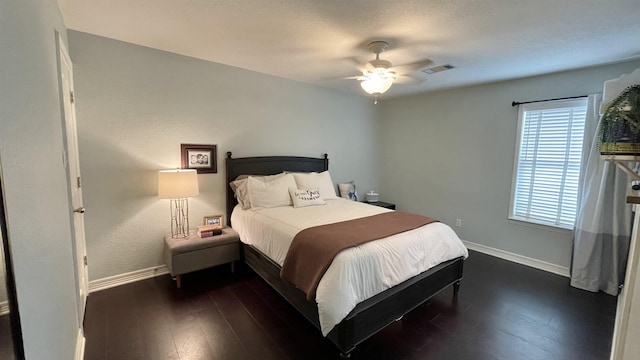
[463,240,570,278]
[0,301,8,316]
[89,265,169,293]
[86,244,568,293]
[75,328,85,360]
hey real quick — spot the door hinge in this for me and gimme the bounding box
[70,91,74,104]
[77,176,81,188]
[84,255,88,266]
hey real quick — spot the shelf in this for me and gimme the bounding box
[601,155,640,162]
[627,195,640,204]
[603,155,640,203]
[602,155,640,182]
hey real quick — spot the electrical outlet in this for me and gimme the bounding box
[455,219,462,227]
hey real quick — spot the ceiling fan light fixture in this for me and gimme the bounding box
[360,73,393,95]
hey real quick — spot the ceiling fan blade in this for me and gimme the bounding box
[394,75,425,85]
[344,56,371,74]
[364,61,376,72]
[391,59,434,75]
[341,75,366,80]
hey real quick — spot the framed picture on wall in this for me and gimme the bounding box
[181,144,217,173]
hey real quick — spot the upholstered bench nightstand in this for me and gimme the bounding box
[164,227,240,288]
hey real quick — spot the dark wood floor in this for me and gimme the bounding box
[0,314,15,360]
[83,250,617,360]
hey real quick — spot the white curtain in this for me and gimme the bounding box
[571,94,632,295]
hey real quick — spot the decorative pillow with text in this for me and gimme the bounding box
[289,187,326,208]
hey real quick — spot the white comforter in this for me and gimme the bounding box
[231,198,468,335]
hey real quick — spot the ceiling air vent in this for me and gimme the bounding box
[422,64,455,74]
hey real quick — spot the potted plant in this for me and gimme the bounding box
[600,84,640,155]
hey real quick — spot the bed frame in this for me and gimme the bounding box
[225,152,464,358]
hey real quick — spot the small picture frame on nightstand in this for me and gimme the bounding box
[203,214,223,228]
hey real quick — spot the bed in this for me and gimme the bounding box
[225,152,467,358]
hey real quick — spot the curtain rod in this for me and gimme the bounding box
[511,95,587,107]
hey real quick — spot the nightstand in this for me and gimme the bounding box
[366,201,396,210]
[164,227,240,288]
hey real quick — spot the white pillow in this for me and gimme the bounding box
[291,171,338,200]
[230,178,251,209]
[230,173,286,209]
[289,187,326,208]
[248,173,297,208]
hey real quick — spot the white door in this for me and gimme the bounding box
[58,36,89,321]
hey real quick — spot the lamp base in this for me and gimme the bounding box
[169,198,190,239]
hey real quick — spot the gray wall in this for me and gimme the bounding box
[69,27,640,281]
[378,60,640,269]
[68,31,379,281]
[0,0,81,358]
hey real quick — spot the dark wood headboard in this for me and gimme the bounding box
[225,152,329,226]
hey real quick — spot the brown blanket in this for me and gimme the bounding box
[280,211,439,301]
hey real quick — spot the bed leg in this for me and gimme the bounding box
[340,352,351,359]
[453,280,461,295]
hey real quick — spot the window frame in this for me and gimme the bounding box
[508,97,588,230]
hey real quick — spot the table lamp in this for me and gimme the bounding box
[158,169,199,238]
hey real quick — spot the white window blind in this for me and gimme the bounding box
[509,98,588,229]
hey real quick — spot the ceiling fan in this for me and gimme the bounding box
[352,40,434,103]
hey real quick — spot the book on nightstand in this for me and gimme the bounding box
[197,225,223,238]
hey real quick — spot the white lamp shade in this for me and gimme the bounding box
[360,75,393,95]
[158,169,199,199]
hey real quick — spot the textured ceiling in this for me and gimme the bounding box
[57,0,640,99]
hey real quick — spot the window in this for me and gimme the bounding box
[509,98,588,229]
